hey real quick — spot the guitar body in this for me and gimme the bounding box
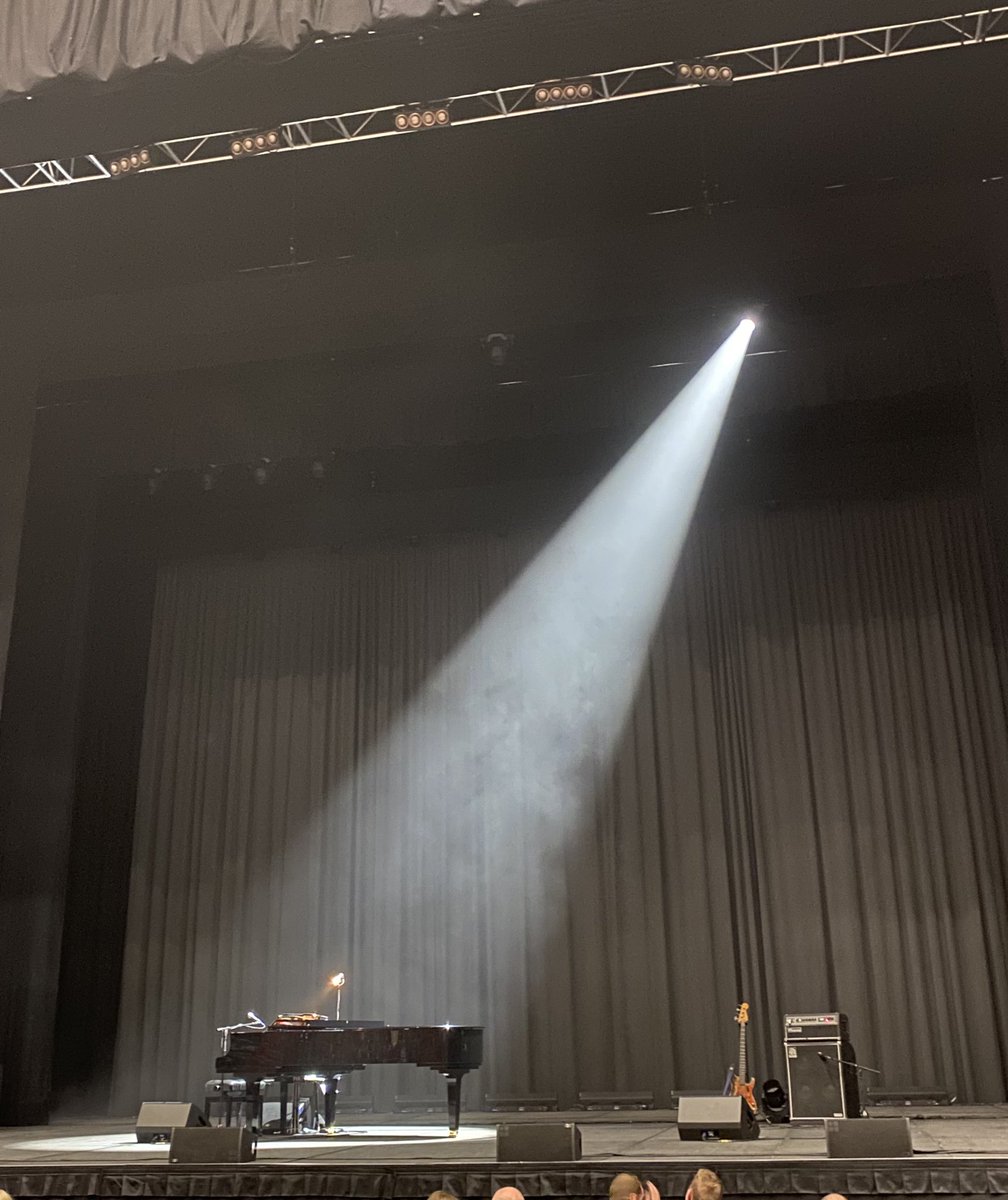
[731,1002,758,1113]
[731,1074,758,1113]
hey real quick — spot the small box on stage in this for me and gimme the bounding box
[677,1095,759,1141]
[135,1101,207,1143]
[825,1117,912,1158]
[169,1125,256,1163]
[496,1121,581,1161]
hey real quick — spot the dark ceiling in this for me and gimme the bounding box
[4,0,1007,491]
[2,0,1004,309]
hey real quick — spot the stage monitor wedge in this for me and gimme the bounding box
[677,1095,759,1140]
[826,1117,913,1158]
[135,1101,206,1143]
[497,1122,581,1160]
[169,1125,255,1162]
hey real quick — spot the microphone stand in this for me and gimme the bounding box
[817,1050,881,1077]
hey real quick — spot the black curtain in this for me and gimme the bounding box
[106,491,1008,1114]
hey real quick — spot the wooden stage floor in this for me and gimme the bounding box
[2,1107,1008,1199]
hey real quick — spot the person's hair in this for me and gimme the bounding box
[427,1191,456,1200]
[688,1169,723,1200]
[609,1174,645,1200]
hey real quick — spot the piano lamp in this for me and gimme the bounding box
[329,972,346,1021]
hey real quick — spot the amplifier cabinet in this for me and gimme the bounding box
[785,1041,860,1119]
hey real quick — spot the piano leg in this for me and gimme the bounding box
[280,1076,290,1135]
[247,1078,263,1132]
[323,1075,342,1128]
[444,1071,464,1137]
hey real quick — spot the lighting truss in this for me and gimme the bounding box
[1,6,1004,197]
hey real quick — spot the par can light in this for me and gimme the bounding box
[108,146,152,177]
[534,79,595,105]
[674,60,733,86]
[394,106,450,132]
[229,128,283,157]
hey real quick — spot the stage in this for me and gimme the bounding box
[2,1108,1008,1200]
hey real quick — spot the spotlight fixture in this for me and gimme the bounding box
[393,105,451,132]
[481,333,515,369]
[201,464,222,492]
[674,60,733,86]
[108,147,152,177]
[252,457,274,486]
[534,80,595,105]
[229,128,284,158]
[310,453,336,480]
[761,1078,789,1124]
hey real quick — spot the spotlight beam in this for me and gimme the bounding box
[287,321,752,981]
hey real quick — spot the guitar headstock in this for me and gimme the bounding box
[735,1002,750,1025]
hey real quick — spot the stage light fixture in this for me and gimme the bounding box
[108,147,152,177]
[393,105,451,132]
[482,333,515,369]
[310,452,335,480]
[761,1078,789,1124]
[201,464,221,492]
[252,457,274,485]
[534,80,595,106]
[229,128,283,158]
[674,60,732,86]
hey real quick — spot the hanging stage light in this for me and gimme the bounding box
[674,61,733,86]
[251,457,274,486]
[229,128,284,158]
[201,464,222,492]
[108,147,152,177]
[534,80,595,106]
[393,105,451,132]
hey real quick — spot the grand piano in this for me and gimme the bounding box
[215,1023,483,1135]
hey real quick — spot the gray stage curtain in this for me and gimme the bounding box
[0,0,548,101]
[111,493,1008,1114]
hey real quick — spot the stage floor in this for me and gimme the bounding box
[3,1106,1008,1163]
[3,1107,1008,1199]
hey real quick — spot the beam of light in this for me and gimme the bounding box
[440,318,755,819]
[228,320,753,1082]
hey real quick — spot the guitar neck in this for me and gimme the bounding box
[738,1024,747,1078]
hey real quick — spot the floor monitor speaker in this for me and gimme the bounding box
[826,1117,913,1158]
[496,1122,581,1161]
[677,1095,759,1141]
[169,1125,256,1163]
[135,1101,207,1143]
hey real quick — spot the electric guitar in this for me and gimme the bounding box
[730,1002,758,1113]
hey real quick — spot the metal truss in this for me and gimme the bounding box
[1,6,1005,197]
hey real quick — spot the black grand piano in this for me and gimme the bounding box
[215,1022,483,1135]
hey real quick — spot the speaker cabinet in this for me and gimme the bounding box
[677,1095,759,1141]
[826,1117,912,1158]
[496,1122,581,1161]
[169,1125,256,1163]
[135,1101,207,1143]
[785,1042,860,1119]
